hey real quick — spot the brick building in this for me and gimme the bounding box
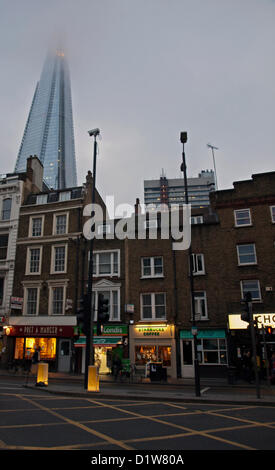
[6,160,106,372]
[4,168,275,380]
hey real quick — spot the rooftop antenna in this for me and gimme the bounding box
[207,143,219,190]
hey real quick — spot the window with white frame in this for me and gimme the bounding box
[97,224,112,235]
[141,256,163,277]
[144,219,158,229]
[270,206,275,223]
[237,244,257,265]
[0,278,4,305]
[25,287,38,315]
[194,291,208,320]
[234,209,252,227]
[92,289,120,321]
[51,245,67,273]
[29,216,44,237]
[50,285,65,315]
[2,198,12,220]
[26,247,42,274]
[93,251,119,277]
[53,213,68,235]
[241,280,261,301]
[141,293,166,320]
[36,194,47,205]
[197,338,227,365]
[191,254,205,275]
[59,191,71,202]
[0,235,8,260]
[191,215,203,225]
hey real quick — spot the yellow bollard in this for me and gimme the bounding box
[87,365,99,392]
[36,362,48,387]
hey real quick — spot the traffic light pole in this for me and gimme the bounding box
[180,132,201,397]
[84,130,99,390]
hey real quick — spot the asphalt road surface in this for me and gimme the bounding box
[0,379,275,457]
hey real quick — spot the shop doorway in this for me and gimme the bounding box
[58,339,71,372]
[181,339,194,377]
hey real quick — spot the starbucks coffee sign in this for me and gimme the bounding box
[134,324,174,338]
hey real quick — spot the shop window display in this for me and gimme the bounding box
[135,345,171,366]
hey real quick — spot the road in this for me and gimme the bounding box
[0,377,275,456]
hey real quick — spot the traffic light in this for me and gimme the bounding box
[76,294,90,336]
[97,293,109,335]
[241,291,252,324]
[265,326,273,337]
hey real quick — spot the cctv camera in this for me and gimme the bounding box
[88,128,100,137]
[180,132,187,144]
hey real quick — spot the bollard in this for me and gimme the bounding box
[87,365,99,392]
[36,362,48,387]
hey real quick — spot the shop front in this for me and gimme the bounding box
[5,319,76,372]
[227,312,275,376]
[74,324,128,375]
[180,329,227,378]
[129,323,176,379]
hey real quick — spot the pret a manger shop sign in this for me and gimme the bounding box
[228,313,275,330]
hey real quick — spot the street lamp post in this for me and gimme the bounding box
[180,132,201,397]
[84,128,100,390]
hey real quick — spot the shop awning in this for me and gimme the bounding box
[180,329,226,340]
[74,336,122,347]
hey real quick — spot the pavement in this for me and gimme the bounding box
[2,369,275,406]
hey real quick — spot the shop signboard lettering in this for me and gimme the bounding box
[6,325,74,337]
[134,325,174,338]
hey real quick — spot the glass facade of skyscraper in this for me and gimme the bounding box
[15,51,77,189]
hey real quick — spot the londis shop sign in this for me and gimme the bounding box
[228,313,275,330]
[134,324,174,338]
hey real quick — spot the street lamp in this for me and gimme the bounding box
[207,143,219,190]
[84,128,100,390]
[180,132,201,397]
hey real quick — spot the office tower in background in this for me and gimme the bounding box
[15,50,77,189]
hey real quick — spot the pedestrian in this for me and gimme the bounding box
[112,354,122,381]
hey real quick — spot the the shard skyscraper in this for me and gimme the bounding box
[15,50,77,189]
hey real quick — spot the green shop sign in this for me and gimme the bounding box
[180,329,226,340]
[92,324,128,336]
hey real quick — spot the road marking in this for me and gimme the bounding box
[17,394,133,451]
[87,397,255,450]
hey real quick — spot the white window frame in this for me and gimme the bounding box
[97,224,112,235]
[234,208,252,227]
[140,292,167,321]
[29,215,45,238]
[270,206,275,223]
[191,216,203,225]
[240,280,262,302]
[36,194,48,205]
[144,219,158,229]
[1,198,12,221]
[53,212,69,235]
[92,288,121,322]
[237,244,257,266]
[23,285,41,316]
[51,244,68,274]
[191,253,205,275]
[141,256,164,278]
[26,246,42,275]
[48,283,67,315]
[193,291,208,320]
[93,250,120,277]
[59,191,71,202]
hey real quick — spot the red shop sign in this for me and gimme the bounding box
[7,325,74,337]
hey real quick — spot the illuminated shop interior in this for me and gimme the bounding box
[14,337,56,361]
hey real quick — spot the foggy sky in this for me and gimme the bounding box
[0,0,274,208]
